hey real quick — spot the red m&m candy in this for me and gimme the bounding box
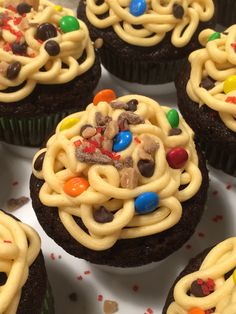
[166,147,188,169]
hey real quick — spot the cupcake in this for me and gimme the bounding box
[163,237,236,314]
[0,209,54,314]
[216,0,236,27]
[77,0,216,85]
[175,26,236,176]
[0,0,101,147]
[30,90,208,268]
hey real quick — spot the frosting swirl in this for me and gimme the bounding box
[85,0,214,47]
[0,0,95,102]
[0,210,40,313]
[32,94,202,251]
[187,26,236,132]
[167,237,236,314]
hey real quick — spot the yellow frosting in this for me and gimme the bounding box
[85,0,214,47]
[187,26,236,132]
[0,211,40,313]
[167,237,236,314]
[32,95,202,251]
[0,0,95,102]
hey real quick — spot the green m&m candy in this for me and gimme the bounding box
[59,16,80,33]
[167,109,179,128]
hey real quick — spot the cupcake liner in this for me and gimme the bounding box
[216,0,236,27]
[0,110,76,147]
[197,137,236,176]
[40,281,55,314]
[100,46,187,85]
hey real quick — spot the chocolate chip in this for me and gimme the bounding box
[34,152,46,171]
[45,40,60,56]
[0,273,7,286]
[190,280,205,297]
[173,3,184,19]
[200,76,215,90]
[68,292,78,302]
[17,2,32,15]
[168,128,182,136]
[127,99,138,111]
[36,23,57,41]
[137,159,155,177]
[93,206,114,223]
[12,42,27,55]
[6,62,21,80]
[80,124,93,136]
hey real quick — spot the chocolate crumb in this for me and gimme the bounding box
[126,99,138,112]
[7,196,29,211]
[68,292,78,302]
[34,152,46,171]
[110,101,129,110]
[93,206,114,223]
[103,300,118,314]
[168,128,182,136]
[173,3,184,19]
[200,76,215,90]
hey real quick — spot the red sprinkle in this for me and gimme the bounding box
[77,275,83,281]
[231,42,236,53]
[74,140,82,147]
[50,253,56,260]
[146,308,153,314]
[134,137,141,144]
[13,16,22,25]
[7,5,17,12]
[226,184,232,190]
[3,42,11,52]
[226,96,236,104]
[97,294,103,302]
[198,232,205,238]
[185,244,192,250]
[84,270,91,275]
[12,181,19,186]
[3,240,12,243]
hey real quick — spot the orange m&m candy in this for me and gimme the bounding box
[93,89,116,106]
[64,177,89,197]
[188,308,205,314]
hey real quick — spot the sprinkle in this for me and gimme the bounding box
[226,96,236,104]
[58,255,62,259]
[186,244,192,250]
[3,240,12,243]
[12,181,18,186]
[146,308,153,314]
[84,270,91,275]
[134,137,141,143]
[7,5,17,12]
[54,5,63,11]
[13,16,22,25]
[77,275,83,281]
[74,140,82,147]
[68,292,78,302]
[231,42,236,52]
[198,232,205,238]
[212,215,223,223]
[132,284,139,292]
[97,294,103,302]
[50,253,56,260]
[226,184,232,190]
[212,190,218,196]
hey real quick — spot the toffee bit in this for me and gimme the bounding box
[124,156,133,168]
[143,136,159,154]
[95,112,112,126]
[81,126,96,139]
[120,167,138,189]
[94,37,103,49]
[7,196,29,211]
[118,112,144,125]
[110,101,129,110]
[76,149,113,165]
[103,300,119,314]
[104,120,119,139]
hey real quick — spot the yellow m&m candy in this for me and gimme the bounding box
[60,117,80,131]
[54,5,62,11]
[233,269,236,284]
[223,75,236,94]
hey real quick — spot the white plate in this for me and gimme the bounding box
[0,2,236,313]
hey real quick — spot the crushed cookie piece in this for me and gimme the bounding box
[95,112,111,126]
[118,112,144,126]
[113,160,123,170]
[124,156,133,168]
[7,196,29,211]
[110,101,129,110]
[138,148,153,161]
[104,120,119,139]
[143,136,159,154]
[76,149,113,165]
[103,300,118,314]
[120,167,138,189]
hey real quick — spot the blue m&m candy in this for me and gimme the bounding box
[130,0,146,17]
[135,192,159,214]
[113,130,132,152]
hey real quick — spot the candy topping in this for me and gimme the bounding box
[135,192,159,214]
[113,130,133,152]
[60,117,80,131]
[188,308,205,314]
[59,16,80,33]
[64,177,89,197]
[54,5,63,12]
[137,159,155,177]
[167,109,179,128]
[166,147,188,169]
[93,206,114,223]
[233,269,236,284]
[172,3,184,19]
[34,152,46,171]
[207,32,221,42]
[45,40,60,56]
[190,278,215,297]
[130,0,146,17]
[36,23,57,41]
[16,2,32,15]
[93,89,116,106]
[7,62,21,79]
[12,42,27,55]
[223,75,236,94]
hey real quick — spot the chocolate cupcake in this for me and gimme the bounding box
[0,0,101,147]
[175,27,236,176]
[0,209,54,314]
[216,0,236,27]
[163,237,236,314]
[30,90,208,268]
[77,0,216,85]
